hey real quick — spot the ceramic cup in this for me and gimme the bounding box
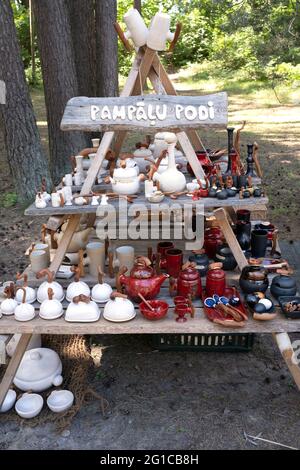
[236,209,251,223]
[74,172,83,186]
[30,250,48,274]
[251,229,268,258]
[165,248,183,278]
[34,243,50,264]
[116,246,135,271]
[63,174,73,187]
[51,192,63,208]
[157,241,174,269]
[86,241,105,278]
[62,186,73,206]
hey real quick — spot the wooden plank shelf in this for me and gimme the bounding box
[25,194,269,217]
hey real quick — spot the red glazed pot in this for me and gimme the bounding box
[176,267,202,299]
[165,249,183,278]
[205,265,226,297]
[187,151,214,177]
[139,300,169,321]
[204,227,224,259]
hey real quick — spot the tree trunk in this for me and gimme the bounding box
[0,0,51,201]
[33,0,86,183]
[67,0,96,97]
[134,0,142,14]
[95,0,119,97]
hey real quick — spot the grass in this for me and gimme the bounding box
[0,192,17,208]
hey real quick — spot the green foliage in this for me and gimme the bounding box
[11,1,31,69]
[0,192,18,208]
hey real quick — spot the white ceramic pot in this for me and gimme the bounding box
[133,147,153,172]
[39,292,63,320]
[35,193,47,209]
[6,334,42,358]
[103,293,136,322]
[47,390,74,413]
[123,8,149,48]
[14,302,35,322]
[116,157,140,175]
[1,297,18,315]
[109,167,143,195]
[65,296,100,323]
[91,268,112,303]
[15,393,44,419]
[66,279,90,303]
[153,134,186,193]
[0,389,17,413]
[147,12,174,51]
[14,348,63,392]
[36,269,64,303]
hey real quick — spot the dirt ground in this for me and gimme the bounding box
[0,83,300,450]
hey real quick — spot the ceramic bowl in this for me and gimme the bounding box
[147,191,165,203]
[139,300,169,321]
[0,389,17,413]
[47,390,74,413]
[15,393,44,419]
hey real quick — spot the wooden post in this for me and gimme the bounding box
[0,334,32,408]
[273,333,300,391]
[213,208,248,271]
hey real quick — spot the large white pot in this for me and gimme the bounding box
[109,167,143,195]
[14,348,63,392]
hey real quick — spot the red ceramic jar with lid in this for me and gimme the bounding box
[205,263,226,297]
[177,265,202,299]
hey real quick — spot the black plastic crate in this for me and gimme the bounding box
[151,333,255,352]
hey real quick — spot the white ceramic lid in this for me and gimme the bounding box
[103,298,136,322]
[114,167,137,178]
[14,303,35,322]
[15,348,61,383]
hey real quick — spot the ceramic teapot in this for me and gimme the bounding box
[15,273,36,304]
[108,165,145,195]
[54,223,92,253]
[0,283,18,316]
[103,292,136,322]
[14,288,35,322]
[66,266,90,302]
[169,261,202,300]
[118,256,169,302]
[39,288,63,320]
[36,269,64,303]
[153,133,186,193]
[65,294,100,323]
[116,154,140,175]
[14,347,63,392]
[91,267,113,303]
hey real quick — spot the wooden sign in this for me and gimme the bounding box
[61,93,228,131]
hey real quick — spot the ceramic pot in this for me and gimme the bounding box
[187,150,213,177]
[239,265,269,294]
[235,221,251,251]
[109,167,143,195]
[270,275,297,298]
[205,264,226,297]
[30,250,48,274]
[251,229,268,258]
[91,267,113,303]
[188,253,209,277]
[0,389,17,413]
[175,264,202,300]
[123,8,148,47]
[157,241,174,270]
[1,283,17,316]
[103,292,136,322]
[14,348,63,392]
[165,249,183,278]
[116,246,135,272]
[215,245,237,271]
[15,274,36,304]
[36,269,64,303]
[47,390,74,413]
[86,241,105,278]
[39,288,63,320]
[66,267,90,302]
[153,134,186,193]
[204,227,224,259]
[14,288,35,322]
[65,294,100,323]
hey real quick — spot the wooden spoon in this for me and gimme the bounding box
[138,293,155,312]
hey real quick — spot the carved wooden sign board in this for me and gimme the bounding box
[61,93,228,132]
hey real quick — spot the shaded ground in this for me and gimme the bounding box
[0,76,300,450]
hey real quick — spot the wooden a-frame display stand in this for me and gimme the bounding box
[1,45,300,408]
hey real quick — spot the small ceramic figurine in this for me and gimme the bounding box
[39,288,63,320]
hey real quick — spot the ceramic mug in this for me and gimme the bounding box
[165,248,183,278]
[51,192,63,208]
[34,243,50,264]
[157,241,174,269]
[30,250,48,274]
[251,229,268,258]
[116,246,135,271]
[86,242,105,278]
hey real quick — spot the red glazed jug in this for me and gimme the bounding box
[205,263,226,297]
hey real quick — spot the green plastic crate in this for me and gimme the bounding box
[151,333,255,352]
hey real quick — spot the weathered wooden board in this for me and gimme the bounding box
[61,93,228,132]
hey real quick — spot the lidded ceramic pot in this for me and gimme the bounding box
[66,266,90,302]
[65,294,100,323]
[15,273,36,304]
[14,288,35,322]
[0,283,18,316]
[109,166,144,195]
[270,274,297,298]
[13,348,63,392]
[103,292,136,322]
[91,267,113,303]
[39,288,64,320]
[239,265,269,294]
[205,263,226,297]
[36,269,64,303]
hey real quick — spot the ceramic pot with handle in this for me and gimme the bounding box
[91,267,113,303]
[36,269,64,303]
[0,283,18,316]
[66,266,90,302]
[103,292,136,322]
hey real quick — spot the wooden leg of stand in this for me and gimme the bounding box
[213,207,248,271]
[0,333,32,408]
[273,333,300,391]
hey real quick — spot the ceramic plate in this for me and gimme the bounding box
[103,311,137,323]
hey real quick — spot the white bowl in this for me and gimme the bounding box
[0,389,17,413]
[15,393,44,419]
[47,390,74,413]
